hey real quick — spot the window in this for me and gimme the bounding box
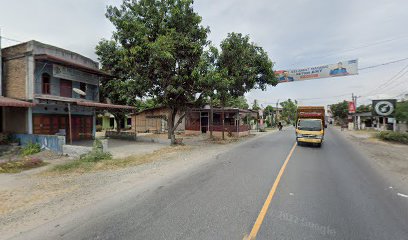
[42,73,51,94]
[79,82,86,99]
[60,79,72,98]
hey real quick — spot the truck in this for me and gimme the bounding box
[295,106,326,147]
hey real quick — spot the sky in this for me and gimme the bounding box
[1,0,408,107]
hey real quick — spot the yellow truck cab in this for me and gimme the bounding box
[295,106,326,147]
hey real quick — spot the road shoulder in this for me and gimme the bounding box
[335,127,408,195]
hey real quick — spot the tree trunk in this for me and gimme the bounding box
[114,114,123,133]
[168,108,177,145]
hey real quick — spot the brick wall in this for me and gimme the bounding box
[3,58,27,99]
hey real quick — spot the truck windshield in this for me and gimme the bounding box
[298,119,322,131]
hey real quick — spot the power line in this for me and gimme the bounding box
[317,35,408,59]
[358,57,408,70]
[362,62,408,96]
[1,36,23,43]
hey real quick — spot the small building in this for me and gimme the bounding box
[1,40,134,147]
[97,113,132,131]
[185,107,257,137]
[131,106,185,133]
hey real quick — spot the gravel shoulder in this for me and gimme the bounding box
[0,131,273,239]
[336,127,408,194]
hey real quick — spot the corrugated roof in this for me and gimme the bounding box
[76,101,135,110]
[0,96,35,107]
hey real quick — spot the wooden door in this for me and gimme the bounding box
[60,79,72,98]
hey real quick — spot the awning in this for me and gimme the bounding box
[76,101,135,110]
[0,96,35,107]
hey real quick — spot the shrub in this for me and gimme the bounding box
[376,131,408,144]
[21,143,41,156]
[0,157,46,173]
[79,150,112,163]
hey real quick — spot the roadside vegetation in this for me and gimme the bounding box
[0,157,46,173]
[0,143,46,173]
[51,139,189,173]
[21,143,41,156]
[376,131,408,144]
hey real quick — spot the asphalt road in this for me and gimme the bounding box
[10,127,408,240]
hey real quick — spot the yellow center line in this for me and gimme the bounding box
[245,142,297,240]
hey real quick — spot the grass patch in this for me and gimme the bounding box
[376,131,408,144]
[21,143,41,156]
[50,145,189,173]
[0,157,47,173]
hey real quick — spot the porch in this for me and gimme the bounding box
[185,108,256,137]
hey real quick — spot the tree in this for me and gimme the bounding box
[331,100,349,122]
[280,99,297,124]
[396,101,408,122]
[216,33,277,138]
[356,104,371,113]
[252,100,261,110]
[96,40,140,132]
[228,96,249,109]
[264,105,274,127]
[99,0,209,144]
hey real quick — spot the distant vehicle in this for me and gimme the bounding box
[295,106,326,147]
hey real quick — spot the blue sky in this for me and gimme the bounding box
[1,0,408,107]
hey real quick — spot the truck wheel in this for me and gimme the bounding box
[297,141,302,146]
[316,143,322,148]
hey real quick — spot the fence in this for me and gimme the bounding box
[14,134,65,154]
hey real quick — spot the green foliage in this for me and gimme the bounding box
[330,101,349,120]
[79,151,113,163]
[376,131,408,144]
[0,157,45,173]
[356,104,371,113]
[395,101,408,122]
[98,0,210,142]
[280,99,297,123]
[227,96,249,109]
[264,105,274,116]
[21,143,41,156]
[252,100,261,110]
[53,140,112,172]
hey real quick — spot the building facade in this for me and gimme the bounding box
[131,106,185,133]
[185,107,256,137]
[1,40,109,142]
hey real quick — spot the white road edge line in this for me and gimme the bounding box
[397,193,408,198]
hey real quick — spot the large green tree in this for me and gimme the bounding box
[98,0,209,143]
[216,33,277,138]
[356,104,371,113]
[330,100,349,122]
[280,99,298,124]
[95,40,140,132]
[396,101,408,122]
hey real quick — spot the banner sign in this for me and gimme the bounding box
[53,64,100,85]
[372,99,396,117]
[348,101,356,113]
[276,59,358,83]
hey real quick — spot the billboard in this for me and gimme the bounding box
[276,59,358,83]
[348,101,356,113]
[372,99,396,117]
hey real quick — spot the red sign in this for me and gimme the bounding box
[348,101,356,113]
